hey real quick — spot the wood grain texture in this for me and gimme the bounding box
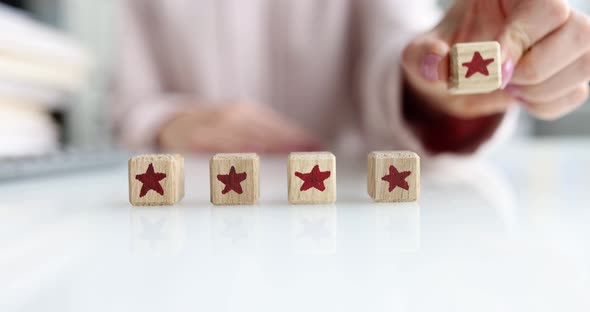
[449,41,502,94]
[128,154,184,206]
[288,152,336,204]
[210,153,260,205]
[368,151,420,202]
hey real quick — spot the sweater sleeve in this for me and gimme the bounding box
[110,1,194,150]
[356,0,517,157]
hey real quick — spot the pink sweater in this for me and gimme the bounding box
[112,0,515,156]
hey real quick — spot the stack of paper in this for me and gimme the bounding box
[0,4,90,157]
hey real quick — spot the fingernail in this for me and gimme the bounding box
[505,86,527,104]
[420,54,442,82]
[501,58,515,89]
[504,84,521,98]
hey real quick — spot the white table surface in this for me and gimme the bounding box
[1,139,589,312]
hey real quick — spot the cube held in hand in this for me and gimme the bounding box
[449,41,502,94]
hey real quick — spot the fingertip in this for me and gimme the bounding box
[421,39,450,83]
[438,54,450,83]
[404,34,450,83]
[501,58,515,89]
[419,53,450,83]
[504,84,522,100]
[420,53,443,81]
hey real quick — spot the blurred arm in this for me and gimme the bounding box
[402,79,506,154]
[357,0,515,156]
[110,1,193,150]
[355,0,441,154]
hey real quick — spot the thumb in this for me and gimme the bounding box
[401,34,450,84]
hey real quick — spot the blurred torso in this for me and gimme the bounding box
[141,0,359,142]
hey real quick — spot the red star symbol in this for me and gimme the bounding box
[295,165,331,192]
[135,163,167,197]
[381,165,411,192]
[462,51,494,78]
[217,166,248,194]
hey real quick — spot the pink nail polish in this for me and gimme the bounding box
[506,88,527,104]
[504,84,521,98]
[420,54,442,82]
[501,58,515,89]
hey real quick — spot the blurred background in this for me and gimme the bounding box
[0,0,589,158]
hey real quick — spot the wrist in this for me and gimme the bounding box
[403,78,505,154]
[157,109,215,150]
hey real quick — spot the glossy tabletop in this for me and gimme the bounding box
[1,139,589,312]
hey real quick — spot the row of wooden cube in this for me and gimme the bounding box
[129,151,420,206]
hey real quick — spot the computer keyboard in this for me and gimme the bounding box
[0,149,129,181]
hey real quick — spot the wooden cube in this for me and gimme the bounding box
[368,151,420,202]
[288,152,336,204]
[129,154,184,206]
[210,153,260,205]
[449,41,502,94]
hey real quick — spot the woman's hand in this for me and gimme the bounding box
[158,102,321,153]
[402,0,590,120]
